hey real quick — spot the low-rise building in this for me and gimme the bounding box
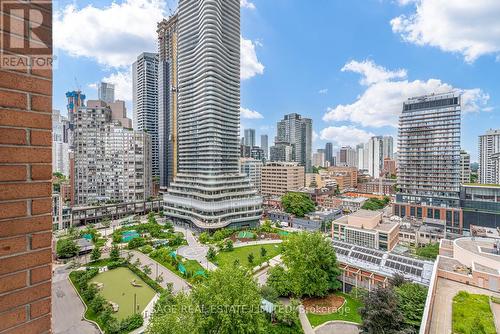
[267,209,341,231]
[331,209,399,251]
[341,196,368,213]
[357,178,396,195]
[261,162,304,197]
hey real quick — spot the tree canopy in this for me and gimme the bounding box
[361,197,390,211]
[147,266,266,334]
[270,232,341,298]
[56,238,79,258]
[395,283,428,328]
[281,192,315,217]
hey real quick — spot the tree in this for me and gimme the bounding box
[147,292,201,334]
[56,238,79,258]
[260,285,278,303]
[360,287,407,334]
[274,299,300,327]
[142,264,152,275]
[260,246,267,258]
[225,239,233,252]
[134,258,142,267]
[389,273,408,288]
[193,266,266,333]
[89,294,107,314]
[415,243,439,260]
[470,316,486,334]
[90,247,102,262]
[395,283,428,328]
[281,192,315,217]
[156,274,164,284]
[110,245,120,261]
[206,247,216,261]
[280,232,341,297]
[267,265,292,297]
[248,253,254,265]
[127,237,146,249]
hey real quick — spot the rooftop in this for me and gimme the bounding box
[332,240,433,285]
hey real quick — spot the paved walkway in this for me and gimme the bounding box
[314,321,360,334]
[253,255,282,286]
[234,239,283,248]
[176,228,217,270]
[298,306,315,334]
[52,265,100,334]
[126,250,191,294]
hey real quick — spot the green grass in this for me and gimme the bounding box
[214,243,282,268]
[415,243,439,260]
[149,251,205,284]
[452,291,496,334]
[91,267,156,320]
[306,293,363,327]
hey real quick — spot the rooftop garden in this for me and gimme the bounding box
[452,291,497,334]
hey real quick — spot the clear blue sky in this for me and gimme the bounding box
[53,0,500,162]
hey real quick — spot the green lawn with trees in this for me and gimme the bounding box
[214,243,282,268]
[281,192,315,217]
[452,291,496,334]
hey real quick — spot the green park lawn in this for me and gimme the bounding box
[307,293,363,327]
[452,291,497,334]
[214,243,282,268]
[91,267,156,320]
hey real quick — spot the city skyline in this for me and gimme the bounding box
[52,0,500,162]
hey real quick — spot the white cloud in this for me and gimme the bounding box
[240,107,264,119]
[240,0,256,10]
[87,83,98,90]
[391,0,500,62]
[54,0,166,68]
[312,131,319,142]
[318,88,328,95]
[320,126,375,147]
[323,59,489,128]
[101,70,133,102]
[341,60,407,86]
[241,36,265,80]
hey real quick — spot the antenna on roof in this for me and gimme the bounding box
[74,77,81,92]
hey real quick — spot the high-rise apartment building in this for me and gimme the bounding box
[240,158,263,193]
[98,82,115,104]
[325,142,334,166]
[261,162,305,196]
[276,113,313,172]
[52,110,70,177]
[460,150,471,184]
[394,92,462,232]
[66,90,86,148]
[163,0,262,229]
[270,141,293,162]
[357,143,368,171]
[108,100,132,128]
[73,101,151,205]
[261,134,269,160]
[313,150,326,167]
[158,14,179,191]
[479,129,500,184]
[337,146,357,167]
[244,128,256,147]
[133,52,159,177]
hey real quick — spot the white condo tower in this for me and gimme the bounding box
[163,0,262,229]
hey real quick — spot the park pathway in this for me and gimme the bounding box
[125,250,190,294]
[52,265,100,334]
[176,228,217,271]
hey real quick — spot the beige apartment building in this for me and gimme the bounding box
[261,162,305,196]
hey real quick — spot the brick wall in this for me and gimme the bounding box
[0,1,53,333]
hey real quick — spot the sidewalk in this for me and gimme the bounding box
[126,250,191,294]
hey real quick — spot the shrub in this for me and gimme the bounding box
[89,295,106,314]
[140,245,154,254]
[128,237,146,249]
[120,313,144,332]
[110,245,120,261]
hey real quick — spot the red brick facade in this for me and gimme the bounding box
[0,1,53,332]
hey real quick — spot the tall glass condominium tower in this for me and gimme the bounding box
[396,92,461,208]
[163,0,262,229]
